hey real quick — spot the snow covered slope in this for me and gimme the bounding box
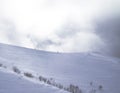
[0,43,120,93]
[0,71,67,93]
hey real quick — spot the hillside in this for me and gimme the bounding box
[0,43,120,93]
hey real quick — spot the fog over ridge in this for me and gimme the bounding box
[0,0,120,57]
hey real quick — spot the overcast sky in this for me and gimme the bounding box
[0,0,120,57]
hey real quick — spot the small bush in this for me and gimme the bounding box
[38,75,82,93]
[64,87,68,91]
[0,64,7,68]
[98,85,103,90]
[13,66,21,74]
[43,78,47,82]
[52,82,57,87]
[47,80,52,85]
[68,84,82,93]
[0,63,3,67]
[24,72,34,78]
[90,82,93,86]
[39,76,43,81]
[39,76,47,83]
[58,84,63,89]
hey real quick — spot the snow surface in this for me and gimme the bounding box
[0,43,120,93]
[0,71,68,93]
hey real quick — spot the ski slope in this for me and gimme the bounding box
[0,43,120,93]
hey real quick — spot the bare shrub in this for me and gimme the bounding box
[39,76,42,81]
[13,66,21,74]
[38,76,47,83]
[38,75,82,93]
[90,82,93,86]
[68,84,82,93]
[64,87,69,91]
[52,82,57,87]
[58,84,63,89]
[42,77,47,83]
[0,63,3,67]
[98,85,103,90]
[24,72,34,78]
[0,64,7,69]
[47,80,52,85]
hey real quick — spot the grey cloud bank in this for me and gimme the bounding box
[0,0,120,58]
[95,15,120,57]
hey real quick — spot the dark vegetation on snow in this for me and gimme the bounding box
[0,63,103,93]
[24,72,34,78]
[13,66,21,74]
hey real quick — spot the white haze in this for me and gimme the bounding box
[0,0,120,57]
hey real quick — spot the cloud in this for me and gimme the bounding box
[27,35,61,50]
[0,19,20,44]
[95,15,120,57]
[26,20,104,53]
[52,21,104,52]
[56,25,79,39]
[0,0,120,57]
[0,18,34,48]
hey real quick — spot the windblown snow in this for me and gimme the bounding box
[0,43,120,93]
